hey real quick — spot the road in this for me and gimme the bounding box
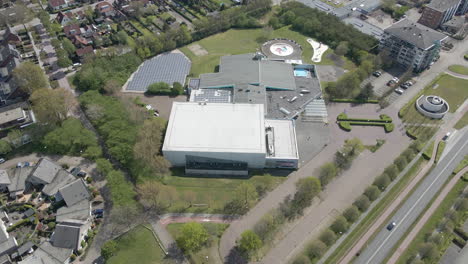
[387,165,468,264]
[353,128,468,264]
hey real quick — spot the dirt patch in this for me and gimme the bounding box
[188,44,208,56]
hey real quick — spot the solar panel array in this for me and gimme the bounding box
[126,53,191,91]
[191,89,232,103]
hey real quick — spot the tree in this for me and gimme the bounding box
[101,240,117,260]
[172,82,184,95]
[293,255,311,264]
[395,156,408,171]
[7,129,23,148]
[56,49,73,68]
[238,230,262,258]
[384,164,399,181]
[280,11,296,25]
[318,162,338,186]
[335,41,349,56]
[62,38,76,56]
[418,242,438,261]
[12,62,48,94]
[402,148,416,162]
[284,177,321,219]
[330,216,349,234]
[364,185,381,201]
[146,82,171,94]
[176,222,209,252]
[343,205,360,223]
[30,88,76,125]
[306,240,327,260]
[357,83,374,100]
[319,229,337,246]
[0,140,12,155]
[373,174,391,190]
[234,182,258,209]
[137,180,177,214]
[354,195,371,212]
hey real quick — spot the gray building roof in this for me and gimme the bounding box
[384,19,447,50]
[0,237,16,256]
[19,242,71,264]
[17,241,34,256]
[51,223,81,250]
[0,170,10,185]
[30,159,62,184]
[427,0,461,12]
[126,52,191,92]
[199,54,296,91]
[7,167,32,193]
[41,170,75,197]
[56,200,91,223]
[343,17,384,39]
[58,179,90,207]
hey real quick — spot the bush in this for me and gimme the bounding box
[364,185,381,201]
[146,82,171,95]
[395,156,408,171]
[343,205,360,223]
[48,222,56,229]
[306,240,327,260]
[293,255,311,264]
[318,162,338,187]
[374,174,391,190]
[403,148,416,162]
[384,123,394,133]
[384,164,399,181]
[330,99,379,104]
[379,114,392,122]
[337,113,348,120]
[464,54,468,60]
[319,229,337,246]
[86,177,92,184]
[354,195,371,212]
[101,240,117,260]
[330,216,349,234]
[238,230,262,258]
[338,121,351,131]
[418,242,438,261]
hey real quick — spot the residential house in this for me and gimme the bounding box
[27,159,62,186]
[75,46,94,62]
[51,220,90,251]
[72,35,90,48]
[19,242,72,264]
[48,0,69,11]
[56,200,92,223]
[379,19,447,72]
[114,0,150,15]
[40,170,75,198]
[0,170,10,192]
[0,27,21,46]
[11,241,34,259]
[7,167,32,199]
[0,43,21,104]
[0,102,36,131]
[63,24,81,39]
[0,220,17,257]
[57,179,90,207]
[418,0,462,29]
[95,1,118,18]
[56,11,75,26]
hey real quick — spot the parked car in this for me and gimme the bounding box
[392,76,399,82]
[70,167,81,176]
[92,209,104,215]
[394,88,404,94]
[400,83,409,89]
[443,132,451,141]
[387,221,396,231]
[372,71,382,77]
[24,162,30,167]
[406,81,413,86]
[387,80,396,86]
[0,158,5,164]
[77,171,87,177]
[16,162,24,168]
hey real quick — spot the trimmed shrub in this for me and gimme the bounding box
[374,174,391,190]
[338,121,351,131]
[395,156,408,171]
[406,130,418,139]
[330,216,349,234]
[293,255,312,264]
[330,99,379,104]
[364,185,381,201]
[306,240,327,260]
[379,114,392,122]
[319,229,337,246]
[343,205,360,223]
[337,112,348,120]
[384,123,394,133]
[384,164,399,181]
[354,195,371,212]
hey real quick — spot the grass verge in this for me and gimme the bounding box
[448,64,468,76]
[454,111,468,130]
[435,141,446,163]
[422,141,434,160]
[323,157,426,264]
[166,222,229,264]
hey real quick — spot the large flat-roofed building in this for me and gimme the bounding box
[162,102,298,175]
[418,0,462,29]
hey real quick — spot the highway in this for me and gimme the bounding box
[353,128,468,264]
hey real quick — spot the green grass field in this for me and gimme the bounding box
[448,64,468,75]
[396,179,468,264]
[108,225,173,264]
[161,171,286,213]
[180,26,353,77]
[454,112,468,129]
[167,222,229,264]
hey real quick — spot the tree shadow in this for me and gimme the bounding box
[225,248,248,264]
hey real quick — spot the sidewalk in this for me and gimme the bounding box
[338,104,467,264]
[387,166,468,264]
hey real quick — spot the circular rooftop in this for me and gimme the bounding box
[416,95,449,119]
[261,39,302,61]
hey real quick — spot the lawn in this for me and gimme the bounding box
[396,179,468,264]
[448,64,468,75]
[324,158,427,264]
[108,225,174,264]
[399,74,468,139]
[161,171,286,213]
[454,111,468,129]
[180,26,352,77]
[167,222,229,264]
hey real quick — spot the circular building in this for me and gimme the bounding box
[415,95,449,119]
[261,39,302,61]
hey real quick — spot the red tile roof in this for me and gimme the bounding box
[63,24,81,37]
[48,0,66,8]
[76,46,94,57]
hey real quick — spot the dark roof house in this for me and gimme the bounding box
[384,19,447,50]
[63,24,81,38]
[58,179,90,207]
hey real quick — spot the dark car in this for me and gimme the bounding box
[70,167,81,176]
[387,80,396,86]
[400,83,409,89]
[77,171,87,177]
[92,209,104,215]
[387,221,396,231]
[372,71,382,77]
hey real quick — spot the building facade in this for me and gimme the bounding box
[380,19,447,72]
[458,0,468,14]
[418,0,462,29]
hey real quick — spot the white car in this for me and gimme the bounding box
[0,158,5,164]
[394,88,404,94]
[145,104,153,111]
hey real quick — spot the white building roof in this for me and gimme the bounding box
[163,102,266,154]
[265,119,298,159]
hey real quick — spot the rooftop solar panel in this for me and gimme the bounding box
[126,53,191,92]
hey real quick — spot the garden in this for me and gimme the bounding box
[337,113,394,133]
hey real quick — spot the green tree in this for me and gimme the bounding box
[319,229,337,246]
[343,205,360,223]
[293,255,311,264]
[101,240,117,260]
[373,174,391,190]
[395,156,408,171]
[357,83,374,100]
[30,88,76,125]
[418,242,438,261]
[318,162,338,186]
[12,62,48,94]
[364,185,381,201]
[172,82,184,95]
[306,240,327,260]
[354,195,371,212]
[57,49,72,68]
[330,216,349,234]
[235,182,258,209]
[335,41,349,56]
[384,164,399,181]
[176,222,208,252]
[62,38,76,56]
[238,230,262,258]
[146,82,171,94]
[0,140,12,155]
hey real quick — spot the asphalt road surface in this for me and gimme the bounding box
[354,128,468,264]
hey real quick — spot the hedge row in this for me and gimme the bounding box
[338,121,394,133]
[337,113,392,123]
[422,141,435,160]
[330,99,379,104]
